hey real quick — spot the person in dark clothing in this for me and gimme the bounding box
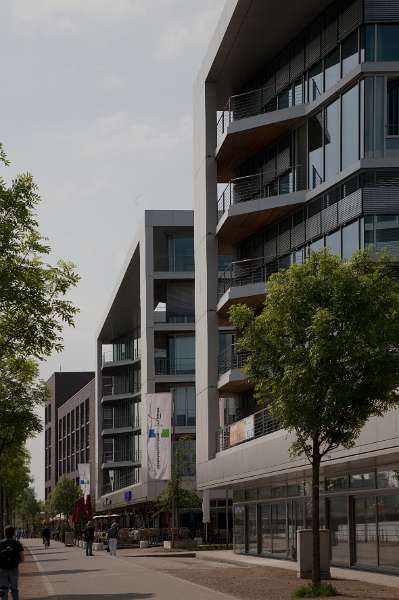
[0,525,24,600]
[83,521,95,556]
[107,522,119,556]
[42,527,51,548]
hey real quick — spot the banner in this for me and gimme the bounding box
[147,393,172,480]
[230,415,254,446]
[78,463,90,497]
[202,489,210,524]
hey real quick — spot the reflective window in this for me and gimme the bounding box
[387,79,399,136]
[342,31,359,77]
[324,99,340,181]
[329,496,349,565]
[247,504,258,554]
[308,112,324,188]
[309,62,323,101]
[294,78,304,106]
[362,25,375,62]
[378,495,399,569]
[168,335,195,374]
[341,86,359,170]
[168,237,194,272]
[350,472,376,489]
[342,221,359,259]
[326,229,341,257]
[377,25,399,62]
[310,237,324,253]
[354,496,378,566]
[324,48,340,91]
[377,470,399,489]
[174,386,195,426]
[233,505,246,553]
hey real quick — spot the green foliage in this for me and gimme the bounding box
[293,584,339,597]
[16,486,42,529]
[50,477,82,518]
[230,250,399,462]
[0,144,80,364]
[0,445,31,506]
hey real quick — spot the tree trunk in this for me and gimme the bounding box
[312,439,321,587]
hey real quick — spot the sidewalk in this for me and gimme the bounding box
[197,549,399,590]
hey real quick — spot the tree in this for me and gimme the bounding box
[0,144,79,364]
[16,487,42,531]
[50,477,82,521]
[0,445,32,533]
[230,250,399,588]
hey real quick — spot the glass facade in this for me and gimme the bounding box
[233,467,399,572]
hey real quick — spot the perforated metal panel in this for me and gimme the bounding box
[322,5,339,56]
[322,204,339,233]
[364,0,399,22]
[338,0,362,40]
[338,189,362,223]
[290,38,305,81]
[292,221,306,247]
[305,20,322,69]
[306,213,322,241]
[363,187,399,214]
[278,219,292,255]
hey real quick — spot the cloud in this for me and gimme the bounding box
[155,5,223,61]
[14,0,147,28]
[78,111,192,160]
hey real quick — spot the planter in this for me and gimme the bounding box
[93,542,104,551]
[139,541,149,549]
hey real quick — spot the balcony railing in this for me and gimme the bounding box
[102,377,141,397]
[217,84,305,146]
[102,408,141,430]
[102,346,141,366]
[217,167,304,221]
[216,407,281,452]
[154,310,195,324]
[218,257,277,300]
[218,343,249,375]
[103,449,141,464]
[154,357,195,376]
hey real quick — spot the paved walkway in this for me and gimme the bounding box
[23,539,236,600]
[197,550,399,589]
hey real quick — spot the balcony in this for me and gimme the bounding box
[216,407,281,452]
[217,170,306,242]
[102,449,141,466]
[217,257,272,316]
[102,376,141,399]
[102,402,141,433]
[102,346,141,368]
[154,357,195,377]
[217,343,251,393]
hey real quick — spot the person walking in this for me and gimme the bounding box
[0,525,25,600]
[107,522,119,557]
[83,521,95,557]
[42,526,51,549]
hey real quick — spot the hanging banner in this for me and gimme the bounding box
[230,415,254,446]
[202,489,211,524]
[147,393,172,480]
[78,463,90,497]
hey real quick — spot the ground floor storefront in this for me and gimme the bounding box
[232,464,399,573]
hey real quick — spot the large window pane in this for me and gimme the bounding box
[387,79,399,136]
[308,112,324,189]
[342,31,359,77]
[233,505,246,553]
[362,25,375,62]
[168,237,194,271]
[377,25,399,62]
[378,495,399,569]
[261,503,272,554]
[354,496,378,566]
[325,100,340,181]
[326,229,341,257]
[329,496,349,565]
[247,504,258,554]
[324,48,340,91]
[169,336,195,374]
[342,86,359,170]
[375,215,399,258]
[309,62,323,102]
[342,220,359,259]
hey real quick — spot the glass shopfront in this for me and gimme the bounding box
[233,466,399,573]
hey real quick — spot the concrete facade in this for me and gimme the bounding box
[96,210,196,522]
[44,372,94,499]
[194,0,399,571]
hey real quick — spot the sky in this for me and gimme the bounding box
[0,0,226,499]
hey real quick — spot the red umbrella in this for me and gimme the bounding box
[85,495,93,521]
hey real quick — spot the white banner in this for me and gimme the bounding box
[147,393,172,480]
[230,415,255,446]
[78,463,90,497]
[202,489,210,524]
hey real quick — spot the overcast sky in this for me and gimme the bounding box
[0,0,225,499]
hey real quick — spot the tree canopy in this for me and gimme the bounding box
[50,477,82,518]
[230,250,399,585]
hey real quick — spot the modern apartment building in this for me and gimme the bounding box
[194,0,399,572]
[44,372,94,499]
[96,210,197,527]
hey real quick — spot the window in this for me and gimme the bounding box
[341,31,358,77]
[341,86,359,170]
[174,386,196,426]
[168,336,195,374]
[362,25,375,62]
[308,61,323,101]
[324,48,340,91]
[324,99,340,181]
[387,79,399,136]
[377,25,399,62]
[342,220,359,259]
[325,229,341,257]
[308,112,324,188]
[168,236,194,272]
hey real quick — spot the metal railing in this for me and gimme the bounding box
[154,254,195,273]
[154,357,195,375]
[218,343,250,375]
[102,376,141,397]
[154,310,195,324]
[102,346,141,366]
[103,449,141,464]
[216,83,305,146]
[218,257,277,299]
[217,166,304,221]
[216,407,281,452]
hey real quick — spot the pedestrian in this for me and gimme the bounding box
[42,526,51,549]
[83,521,95,557]
[0,525,25,600]
[107,522,119,556]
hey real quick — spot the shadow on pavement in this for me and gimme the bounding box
[23,569,104,577]
[31,595,154,599]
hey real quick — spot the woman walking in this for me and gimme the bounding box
[107,522,119,557]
